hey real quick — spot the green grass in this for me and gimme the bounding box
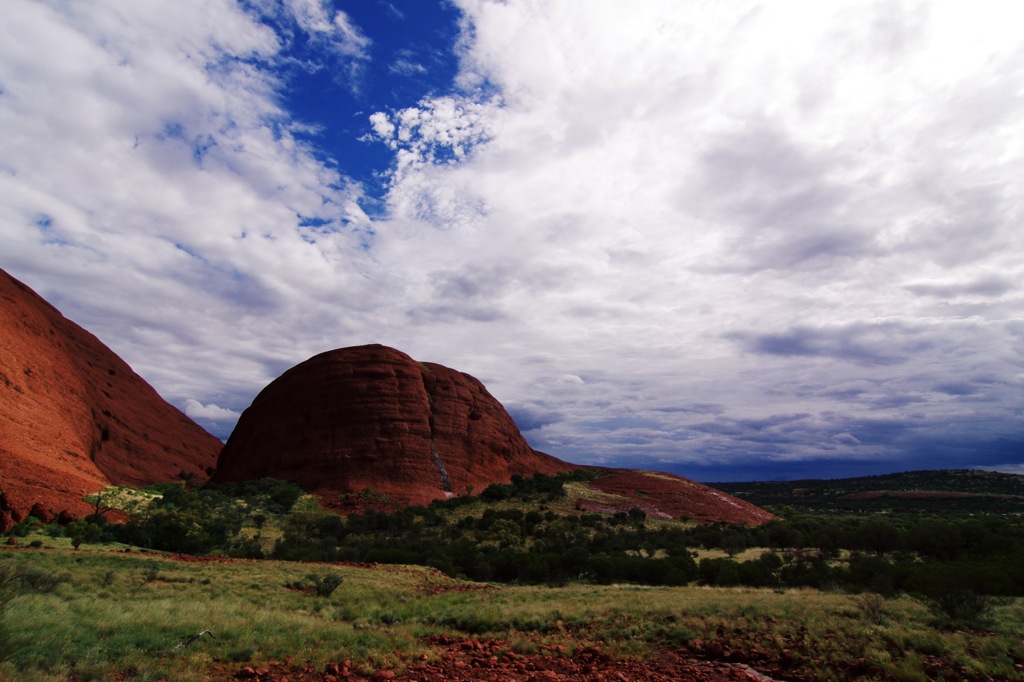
[2,544,1022,681]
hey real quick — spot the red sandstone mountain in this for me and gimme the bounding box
[213,345,773,525]
[213,345,573,506]
[0,269,222,530]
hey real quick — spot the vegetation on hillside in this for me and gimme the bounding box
[8,470,1023,613]
[714,469,1024,515]
[2,469,1023,679]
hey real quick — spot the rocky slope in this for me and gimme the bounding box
[214,345,773,524]
[578,469,776,525]
[0,269,222,529]
[212,345,573,507]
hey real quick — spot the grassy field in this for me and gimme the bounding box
[2,539,1023,681]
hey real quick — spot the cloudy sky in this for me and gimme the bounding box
[3,0,1022,481]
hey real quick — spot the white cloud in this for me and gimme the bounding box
[831,433,862,446]
[367,0,1024,469]
[184,399,241,422]
[369,111,396,141]
[2,0,1022,476]
[0,0,376,407]
[389,58,428,77]
[284,0,370,59]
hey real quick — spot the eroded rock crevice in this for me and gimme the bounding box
[423,372,453,494]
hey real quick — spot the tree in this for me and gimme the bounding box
[66,520,103,549]
[721,531,749,558]
[852,518,901,556]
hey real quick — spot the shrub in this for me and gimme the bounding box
[306,573,343,598]
[17,569,70,593]
[920,590,994,629]
[66,520,103,549]
[8,518,38,538]
[853,593,888,625]
[139,562,163,586]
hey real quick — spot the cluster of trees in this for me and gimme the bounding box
[47,478,304,555]
[19,472,1024,599]
[270,502,1024,597]
[272,501,699,585]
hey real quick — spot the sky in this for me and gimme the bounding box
[2,0,1023,482]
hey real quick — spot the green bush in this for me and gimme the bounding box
[17,568,70,593]
[853,593,888,625]
[920,590,994,629]
[66,519,104,549]
[307,573,343,598]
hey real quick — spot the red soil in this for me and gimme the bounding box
[214,628,1011,682]
[0,269,222,529]
[221,636,779,682]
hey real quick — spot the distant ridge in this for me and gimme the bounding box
[0,268,222,530]
[713,469,1024,515]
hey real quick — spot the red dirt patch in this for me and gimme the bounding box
[212,636,780,682]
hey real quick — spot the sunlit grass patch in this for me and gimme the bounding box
[1,547,1022,680]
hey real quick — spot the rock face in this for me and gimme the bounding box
[213,345,573,507]
[213,344,775,525]
[0,269,222,529]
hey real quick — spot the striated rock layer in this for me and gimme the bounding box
[213,345,573,507]
[0,269,222,529]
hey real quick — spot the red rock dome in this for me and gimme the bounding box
[212,345,776,525]
[212,345,573,507]
[0,268,222,529]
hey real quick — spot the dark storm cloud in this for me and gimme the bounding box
[652,403,725,416]
[506,404,563,432]
[408,304,507,324]
[430,266,513,300]
[933,380,987,397]
[689,413,812,440]
[905,276,1014,299]
[686,123,878,272]
[728,322,934,366]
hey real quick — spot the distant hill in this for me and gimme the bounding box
[713,469,1024,515]
[0,268,222,529]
